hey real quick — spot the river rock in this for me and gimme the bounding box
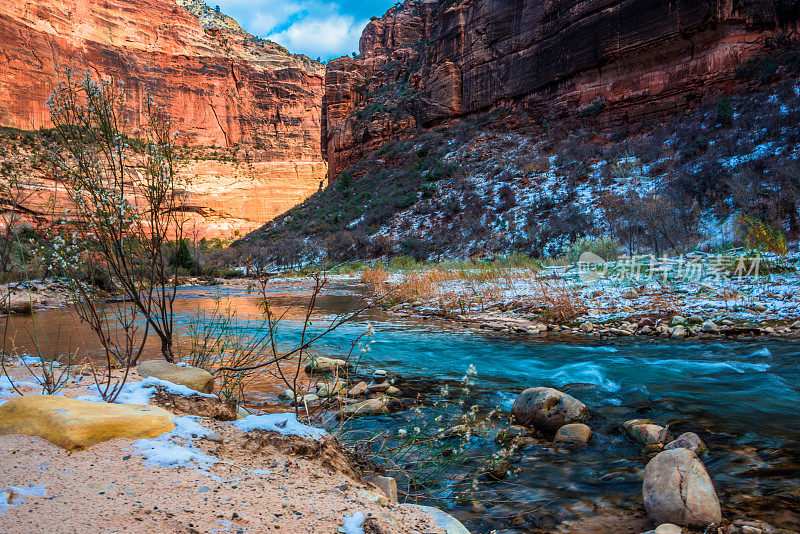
[364,475,398,502]
[701,321,719,333]
[580,321,594,333]
[755,303,767,312]
[688,315,703,324]
[293,393,319,405]
[554,423,592,444]
[671,325,688,339]
[278,389,298,401]
[0,395,174,451]
[725,519,782,533]
[638,318,655,328]
[643,525,683,534]
[405,504,470,534]
[386,385,400,396]
[316,378,345,397]
[664,432,707,455]
[347,381,369,397]
[137,361,214,393]
[670,315,687,325]
[511,387,589,432]
[791,320,800,329]
[367,380,390,393]
[304,356,349,374]
[643,448,722,527]
[340,397,389,416]
[624,419,669,447]
[622,288,639,299]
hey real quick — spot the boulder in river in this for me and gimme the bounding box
[554,423,592,444]
[642,525,683,534]
[137,360,214,393]
[701,321,719,333]
[671,325,688,339]
[315,378,345,397]
[664,432,707,455]
[511,387,589,432]
[304,356,349,374]
[643,448,722,527]
[347,381,369,397]
[623,419,670,447]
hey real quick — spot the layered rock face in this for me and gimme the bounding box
[324,0,791,180]
[0,0,327,236]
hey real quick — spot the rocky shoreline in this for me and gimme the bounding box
[386,304,800,343]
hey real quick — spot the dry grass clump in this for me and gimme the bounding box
[640,288,681,320]
[360,266,389,291]
[522,277,588,322]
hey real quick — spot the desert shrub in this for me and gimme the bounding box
[737,215,787,255]
[716,97,734,127]
[564,236,620,263]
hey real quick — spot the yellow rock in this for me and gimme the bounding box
[0,395,175,451]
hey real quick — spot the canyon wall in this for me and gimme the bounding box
[0,0,327,237]
[324,0,794,180]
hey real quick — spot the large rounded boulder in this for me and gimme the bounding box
[137,361,214,394]
[511,387,589,432]
[643,448,722,527]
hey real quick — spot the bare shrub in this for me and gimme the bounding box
[47,70,186,363]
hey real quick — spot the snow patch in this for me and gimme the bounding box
[233,413,327,440]
[340,511,366,534]
[0,485,47,515]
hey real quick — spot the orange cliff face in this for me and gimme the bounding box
[0,0,328,238]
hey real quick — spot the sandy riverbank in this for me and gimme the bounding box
[0,364,448,534]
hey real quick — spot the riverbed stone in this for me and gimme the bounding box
[315,378,345,397]
[0,395,174,451]
[340,397,389,416]
[622,288,639,299]
[580,321,594,333]
[701,321,719,333]
[664,432,707,455]
[367,380,390,393]
[671,325,688,339]
[624,419,669,447]
[511,387,589,432]
[642,525,683,534]
[347,381,369,397]
[671,316,687,325]
[137,361,214,393]
[554,423,592,444]
[643,448,722,527]
[304,356,349,374]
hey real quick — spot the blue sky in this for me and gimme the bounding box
[212,0,397,60]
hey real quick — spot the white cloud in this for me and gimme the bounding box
[213,0,373,59]
[269,15,368,59]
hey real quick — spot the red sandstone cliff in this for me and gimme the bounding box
[0,0,324,154]
[324,0,795,180]
[0,0,328,237]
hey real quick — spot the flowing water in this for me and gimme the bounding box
[3,281,800,532]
